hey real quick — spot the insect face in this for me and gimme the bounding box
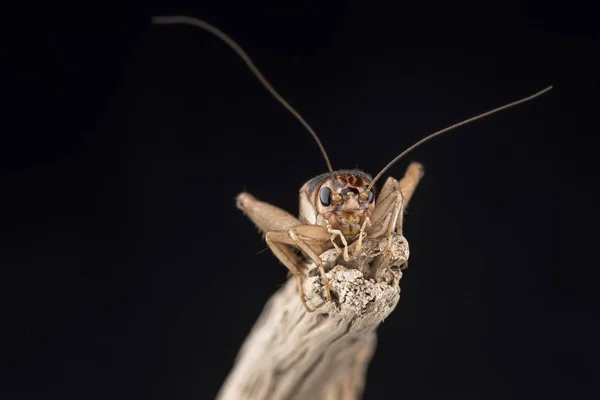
[300,170,375,241]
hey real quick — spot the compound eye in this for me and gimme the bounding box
[367,190,374,203]
[319,187,332,206]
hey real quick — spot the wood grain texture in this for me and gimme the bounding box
[218,233,409,400]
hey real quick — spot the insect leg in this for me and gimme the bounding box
[354,217,371,254]
[368,189,403,266]
[265,225,334,311]
[236,192,301,233]
[327,228,349,261]
[264,231,313,312]
[397,162,424,230]
[289,226,334,302]
[376,162,424,234]
[368,162,424,268]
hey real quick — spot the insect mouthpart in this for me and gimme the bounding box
[333,211,367,238]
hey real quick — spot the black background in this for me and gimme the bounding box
[2,1,599,399]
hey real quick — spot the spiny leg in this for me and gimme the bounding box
[288,226,333,301]
[368,190,403,266]
[369,162,424,268]
[237,193,330,311]
[266,225,334,311]
[378,162,424,234]
[265,232,312,311]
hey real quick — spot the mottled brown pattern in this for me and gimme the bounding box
[334,174,369,191]
[298,169,375,242]
[335,176,348,188]
[301,170,373,196]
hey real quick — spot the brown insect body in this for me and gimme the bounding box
[299,170,375,242]
[151,15,552,312]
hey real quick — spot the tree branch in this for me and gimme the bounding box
[218,163,423,400]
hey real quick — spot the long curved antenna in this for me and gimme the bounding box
[365,86,553,192]
[151,15,334,174]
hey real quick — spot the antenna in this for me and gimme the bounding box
[365,86,553,193]
[151,15,334,175]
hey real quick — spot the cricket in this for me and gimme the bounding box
[151,16,552,312]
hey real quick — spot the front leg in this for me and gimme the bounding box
[367,163,424,267]
[368,189,403,266]
[236,193,334,312]
[377,162,424,234]
[327,227,350,261]
[266,225,334,312]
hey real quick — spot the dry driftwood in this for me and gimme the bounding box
[218,163,423,400]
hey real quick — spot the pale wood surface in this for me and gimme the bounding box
[217,233,408,400]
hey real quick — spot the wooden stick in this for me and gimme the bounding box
[218,163,424,400]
